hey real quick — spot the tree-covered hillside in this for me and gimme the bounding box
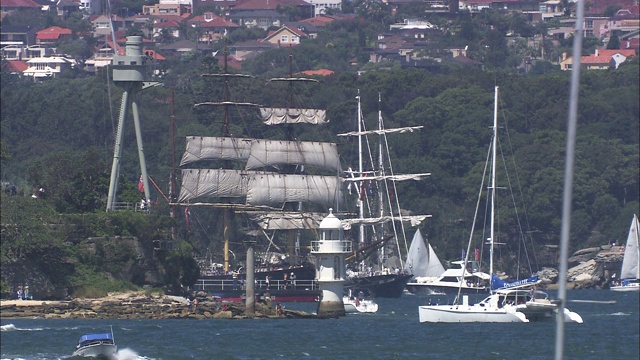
[1,53,638,291]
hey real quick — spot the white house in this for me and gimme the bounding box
[23,56,77,80]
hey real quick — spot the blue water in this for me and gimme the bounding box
[1,290,638,360]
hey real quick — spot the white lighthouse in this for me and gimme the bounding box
[311,209,351,318]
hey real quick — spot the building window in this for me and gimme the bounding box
[281,35,288,43]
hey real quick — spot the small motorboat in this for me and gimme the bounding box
[343,290,378,313]
[72,328,117,358]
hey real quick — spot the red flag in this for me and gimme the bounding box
[184,207,191,234]
[475,248,480,261]
[138,176,144,193]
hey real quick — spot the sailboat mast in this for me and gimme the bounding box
[377,93,385,266]
[489,86,499,285]
[357,91,365,247]
[169,88,178,241]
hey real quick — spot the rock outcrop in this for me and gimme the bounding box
[0,291,315,320]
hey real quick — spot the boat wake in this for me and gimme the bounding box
[1,323,44,332]
[115,348,155,360]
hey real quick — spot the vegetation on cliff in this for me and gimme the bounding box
[1,44,638,294]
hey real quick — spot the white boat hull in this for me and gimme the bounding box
[418,304,528,323]
[72,343,117,358]
[343,297,378,313]
[610,282,639,292]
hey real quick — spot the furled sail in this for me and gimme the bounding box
[343,173,431,182]
[341,215,431,230]
[180,136,253,166]
[337,126,424,137]
[249,211,326,230]
[245,174,341,207]
[245,140,341,172]
[178,169,251,203]
[259,108,327,125]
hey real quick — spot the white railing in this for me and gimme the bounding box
[192,278,319,291]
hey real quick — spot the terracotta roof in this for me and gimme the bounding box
[36,26,72,40]
[595,49,636,57]
[298,15,334,27]
[188,13,238,27]
[37,26,72,35]
[581,55,612,64]
[144,49,166,61]
[0,0,40,7]
[297,69,334,76]
[6,60,29,72]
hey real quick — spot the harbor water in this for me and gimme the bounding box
[1,290,638,360]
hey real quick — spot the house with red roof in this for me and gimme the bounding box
[560,48,636,70]
[263,25,306,47]
[228,0,313,29]
[187,12,238,43]
[1,0,41,19]
[286,15,337,39]
[5,59,29,74]
[36,26,73,45]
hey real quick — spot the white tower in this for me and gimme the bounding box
[311,209,351,318]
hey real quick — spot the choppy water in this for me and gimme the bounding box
[1,290,638,360]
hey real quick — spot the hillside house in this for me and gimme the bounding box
[559,48,636,70]
[1,44,54,60]
[23,55,77,80]
[36,26,72,46]
[0,25,39,46]
[263,25,306,47]
[187,12,238,43]
[1,0,41,19]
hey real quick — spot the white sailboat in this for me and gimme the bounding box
[404,229,445,279]
[610,214,640,292]
[418,86,583,324]
[419,86,529,323]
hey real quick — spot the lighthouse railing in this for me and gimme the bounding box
[310,240,352,253]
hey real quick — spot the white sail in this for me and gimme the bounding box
[245,174,341,207]
[404,229,445,278]
[259,107,327,125]
[249,211,326,230]
[178,169,251,202]
[620,214,640,280]
[180,136,253,166]
[245,140,341,172]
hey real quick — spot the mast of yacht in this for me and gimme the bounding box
[489,86,499,286]
[356,92,366,249]
[377,93,385,268]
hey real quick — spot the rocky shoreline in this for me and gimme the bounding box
[0,291,316,320]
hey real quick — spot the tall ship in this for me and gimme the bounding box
[338,93,431,298]
[178,51,341,302]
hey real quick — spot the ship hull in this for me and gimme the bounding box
[345,274,412,298]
